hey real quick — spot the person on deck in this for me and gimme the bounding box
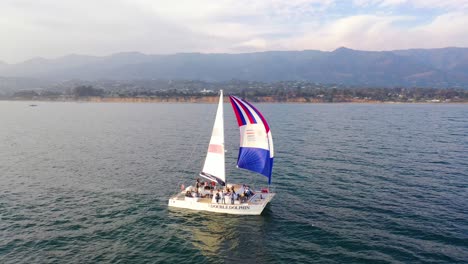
[215,190,220,203]
[195,178,201,196]
[245,186,253,197]
[231,192,235,204]
[221,190,225,204]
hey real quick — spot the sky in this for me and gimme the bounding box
[1,0,467,63]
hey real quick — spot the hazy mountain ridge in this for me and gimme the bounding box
[1,47,468,88]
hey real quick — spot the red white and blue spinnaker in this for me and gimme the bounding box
[229,96,274,184]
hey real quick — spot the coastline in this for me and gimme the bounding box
[1,96,467,104]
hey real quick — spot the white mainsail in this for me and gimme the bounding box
[200,90,226,185]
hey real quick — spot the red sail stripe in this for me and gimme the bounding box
[208,144,223,154]
[242,98,270,133]
[231,96,256,124]
[229,96,244,126]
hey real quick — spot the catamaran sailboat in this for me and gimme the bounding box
[168,90,275,215]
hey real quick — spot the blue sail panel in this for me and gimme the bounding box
[237,147,273,184]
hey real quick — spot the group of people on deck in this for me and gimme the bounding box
[214,184,254,204]
[186,179,255,204]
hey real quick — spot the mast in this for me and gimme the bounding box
[200,90,226,186]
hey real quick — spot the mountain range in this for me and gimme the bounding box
[1,47,468,88]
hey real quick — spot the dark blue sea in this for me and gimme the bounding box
[0,101,467,263]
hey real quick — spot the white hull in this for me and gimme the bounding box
[168,192,275,215]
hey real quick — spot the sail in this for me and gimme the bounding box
[200,91,226,186]
[229,96,274,184]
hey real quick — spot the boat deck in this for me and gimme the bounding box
[172,192,271,205]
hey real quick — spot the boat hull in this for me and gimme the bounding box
[168,193,275,215]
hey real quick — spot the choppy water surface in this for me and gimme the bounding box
[0,102,467,263]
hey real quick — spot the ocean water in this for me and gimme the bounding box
[0,101,467,263]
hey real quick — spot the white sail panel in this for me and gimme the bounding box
[267,131,274,158]
[200,91,225,185]
[239,125,269,149]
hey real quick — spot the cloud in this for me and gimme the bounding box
[284,12,468,51]
[0,0,235,62]
[353,0,468,9]
[0,0,467,63]
[130,0,335,21]
[0,0,339,62]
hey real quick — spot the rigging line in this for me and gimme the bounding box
[172,101,216,196]
[181,95,219,175]
[171,102,216,195]
[171,91,222,195]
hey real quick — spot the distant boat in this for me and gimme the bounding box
[29,104,38,107]
[168,90,275,215]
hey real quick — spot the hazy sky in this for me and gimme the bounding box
[1,0,467,63]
